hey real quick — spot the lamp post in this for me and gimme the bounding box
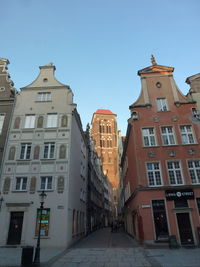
[33,190,47,266]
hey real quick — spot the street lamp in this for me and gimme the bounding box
[33,190,47,266]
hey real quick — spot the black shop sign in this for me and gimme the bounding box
[165,189,194,200]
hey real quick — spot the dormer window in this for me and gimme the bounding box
[157,98,168,112]
[37,92,51,102]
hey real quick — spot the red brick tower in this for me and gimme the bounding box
[91,109,119,188]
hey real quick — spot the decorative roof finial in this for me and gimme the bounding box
[151,55,156,65]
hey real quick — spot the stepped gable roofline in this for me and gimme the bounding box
[186,73,200,84]
[21,62,70,90]
[95,109,116,116]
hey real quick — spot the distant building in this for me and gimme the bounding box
[121,57,200,246]
[0,58,16,171]
[85,124,112,232]
[186,73,200,112]
[0,63,87,248]
[91,109,119,188]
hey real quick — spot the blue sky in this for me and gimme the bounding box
[1,0,200,135]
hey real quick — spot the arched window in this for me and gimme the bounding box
[59,145,66,159]
[3,177,11,194]
[30,176,36,193]
[61,115,68,127]
[57,176,64,192]
[37,116,44,128]
[14,117,20,129]
[34,146,40,159]
[8,146,15,160]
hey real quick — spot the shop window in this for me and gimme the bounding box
[152,200,169,241]
[35,208,50,236]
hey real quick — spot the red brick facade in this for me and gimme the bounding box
[91,109,119,188]
[122,59,200,246]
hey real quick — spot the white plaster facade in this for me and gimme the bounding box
[0,64,88,248]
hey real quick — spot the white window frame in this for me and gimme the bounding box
[20,143,31,160]
[15,177,27,191]
[142,127,156,147]
[0,114,5,134]
[43,142,55,159]
[167,161,184,185]
[146,162,163,187]
[157,98,168,112]
[46,114,57,128]
[24,115,35,128]
[187,160,200,184]
[37,92,51,102]
[161,126,176,145]
[40,176,53,190]
[180,125,195,144]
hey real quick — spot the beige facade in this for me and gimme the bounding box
[0,63,87,248]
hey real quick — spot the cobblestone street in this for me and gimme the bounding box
[48,228,157,267]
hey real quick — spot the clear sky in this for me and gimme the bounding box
[1,0,200,135]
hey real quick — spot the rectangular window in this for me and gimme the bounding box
[47,114,57,128]
[167,161,184,185]
[146,162,162,186]
[20,143,31,160]
[161,126,175,145]
[188,160,200,184]
[37,92,51,102]
[180,125,195,144]
[40,176,53,190]
[157,98,168,112]
[196,198,200,215]
[24,115,35,128]
[35,208,50,236]
[142,128,156,146]
[0,114,5,134]
[15,177,27,191]
[43,142,55,159]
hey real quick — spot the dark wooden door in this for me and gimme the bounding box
[7,212,24,245]
[176,213,194,245]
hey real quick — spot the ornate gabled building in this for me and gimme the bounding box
[0,58,16,171]
[0,63,88,248]
[121,57,200,247]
